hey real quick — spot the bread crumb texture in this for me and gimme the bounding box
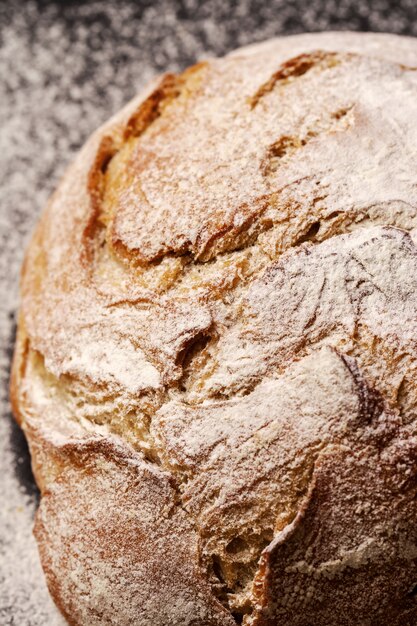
[11,32,417,625]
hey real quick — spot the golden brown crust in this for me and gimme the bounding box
[251,440,417,626]
[34,438,233,626]
[11,32,417,625]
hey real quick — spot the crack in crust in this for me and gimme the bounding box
[249,50,341,108]
[260,105,354,176]
[90,47,417,297]
[152,347,400,617]
[11,33,417,626]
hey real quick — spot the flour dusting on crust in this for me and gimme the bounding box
[11,32,417,626]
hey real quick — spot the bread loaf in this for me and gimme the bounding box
[11,31,417,625]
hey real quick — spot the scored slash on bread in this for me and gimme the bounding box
[10,32,417,625]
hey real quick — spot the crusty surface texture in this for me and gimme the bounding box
[10,31,417,625]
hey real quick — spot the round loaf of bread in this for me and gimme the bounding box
[11,31,417,626]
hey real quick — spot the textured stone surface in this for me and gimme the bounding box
[1,1,416,624]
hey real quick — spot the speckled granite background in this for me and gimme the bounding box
[0,1,416,623]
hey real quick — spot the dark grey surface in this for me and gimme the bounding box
[0,1,416,623]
